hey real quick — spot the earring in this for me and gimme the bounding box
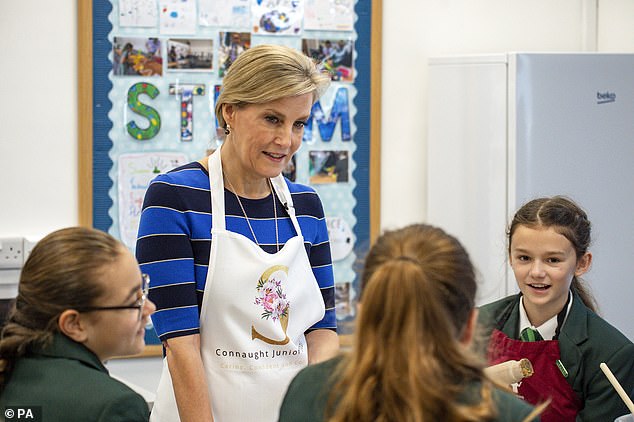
[224,124,231,135]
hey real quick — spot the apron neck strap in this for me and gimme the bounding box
[270,175,301,235]
[208,149,226,231]
[270,177,293,210]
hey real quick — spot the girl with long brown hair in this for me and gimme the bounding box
[0,227,155,421]
[279,223,538,421]
[479,196,634,421]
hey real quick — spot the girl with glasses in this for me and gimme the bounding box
[0,226,156,421]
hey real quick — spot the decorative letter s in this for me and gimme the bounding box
[127,82,161,140]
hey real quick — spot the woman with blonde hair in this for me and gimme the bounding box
[0,227,155,421]
[279,223,538,421]
[138,44,338,421]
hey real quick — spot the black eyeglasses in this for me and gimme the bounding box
[75,274,150,321]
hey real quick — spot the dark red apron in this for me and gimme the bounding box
[488,329,581,421]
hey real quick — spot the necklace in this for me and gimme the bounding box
[225,176,279,252]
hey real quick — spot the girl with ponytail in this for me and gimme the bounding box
[479,196,634,421]
[0,227,155,421]
[279,223,538,421]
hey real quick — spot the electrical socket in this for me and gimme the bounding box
[23,238,38,264]
[0,237,24,269]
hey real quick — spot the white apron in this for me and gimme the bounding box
[150,149,326,421]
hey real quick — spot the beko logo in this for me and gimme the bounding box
[596,91,616,104]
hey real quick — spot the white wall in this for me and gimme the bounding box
[598,0,634,50]
[0,0,77,239]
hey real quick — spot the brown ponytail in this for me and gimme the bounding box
[327,224,497,421]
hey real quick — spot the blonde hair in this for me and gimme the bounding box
[214,44,330,129]
[0,227,124,390]
[328,224,498,421]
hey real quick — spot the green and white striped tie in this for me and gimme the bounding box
[520,327,543,342]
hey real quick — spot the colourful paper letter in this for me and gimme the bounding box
[127,83,161,140]
[304,87,351,142]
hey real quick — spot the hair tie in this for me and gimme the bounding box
[394,255,421,266]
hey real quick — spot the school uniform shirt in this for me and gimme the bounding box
[518,294,573,341]
[479,291,634,421]
[278,355,539,422]
[0,333,149,422]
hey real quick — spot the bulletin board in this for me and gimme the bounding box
[78,0,381,355]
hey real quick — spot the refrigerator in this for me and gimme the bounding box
[426,53,634,341]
